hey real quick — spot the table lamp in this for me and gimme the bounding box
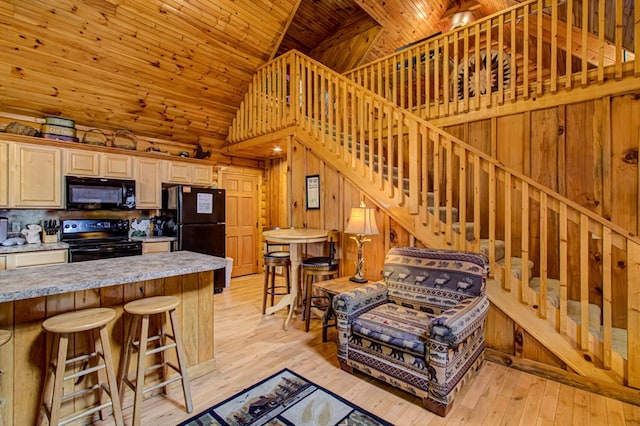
[345,201,379,283]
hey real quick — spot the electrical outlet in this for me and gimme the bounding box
[11,222,21,233]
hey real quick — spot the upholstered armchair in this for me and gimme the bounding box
[333,246,489,416]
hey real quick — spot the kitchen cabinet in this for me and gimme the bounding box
[0,256,5,271]
[142,241,171,254]
[64,150,133,179]
[6,250,67,269]
[0,142,7,207]
[64,149,100,176]
[135,158,161,209]
[163,160,213,186]
[10,143,62,208]
[102,153,133,178]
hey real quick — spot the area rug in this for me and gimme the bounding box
[177,368,393,426]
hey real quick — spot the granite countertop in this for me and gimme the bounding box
[0,251,225,302]
[0,242,68,255]
[130,236,176,243]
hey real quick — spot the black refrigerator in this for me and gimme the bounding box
[162,185,226,293]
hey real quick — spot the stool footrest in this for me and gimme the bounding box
[61,382,103,402]
[58,401,114,426]
[64,363,106,382]
[143,375,183,395]
[145,341,177,356]
[64,351,99,366]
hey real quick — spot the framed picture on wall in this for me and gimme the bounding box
[306,175,320,210]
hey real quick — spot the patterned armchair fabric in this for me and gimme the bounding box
[333,246,489,416]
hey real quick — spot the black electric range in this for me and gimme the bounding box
[61,218,142,263]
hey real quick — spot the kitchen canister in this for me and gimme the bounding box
[44,116,75,128]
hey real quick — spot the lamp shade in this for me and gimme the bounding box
[345,203,379,236]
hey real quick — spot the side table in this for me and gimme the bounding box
[313,276,366,342]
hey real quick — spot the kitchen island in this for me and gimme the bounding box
[0,251,225,425]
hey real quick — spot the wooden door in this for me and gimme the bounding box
[221,171,258,277]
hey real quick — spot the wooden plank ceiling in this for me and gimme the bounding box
[0,0,510,152]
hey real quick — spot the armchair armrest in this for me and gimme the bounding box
[332,281,388,318]
[430,294,490,346]
[333,281,388,362]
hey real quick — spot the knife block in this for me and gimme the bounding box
[42,231,58,243]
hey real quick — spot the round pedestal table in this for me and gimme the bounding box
[262,228,328,330]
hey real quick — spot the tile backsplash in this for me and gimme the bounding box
[0,209,156,239]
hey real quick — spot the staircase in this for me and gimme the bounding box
[225,17,640,390]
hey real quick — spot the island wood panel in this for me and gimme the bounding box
[0,271,214,426]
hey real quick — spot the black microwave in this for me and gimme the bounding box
[66,176,136,210]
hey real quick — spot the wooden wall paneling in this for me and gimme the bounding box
[564,101,601,302]
[609,95,638,328]
[323,166,342,231]
[100,284,125,401]
[290,138,306,227]
[522,330,567,369]
[610,95,639,233]
[530,108,561,279]
[0,301,12,426]
[496,114,525,256]
[364,195,386,281]
[468,120,492,234]
[181,274,199,367]
[197,271,214,364]
[304,151,323,235]
[342,180,363,279]
[13,296,46,426]
[557,105,567,196]
[485,304,515,353]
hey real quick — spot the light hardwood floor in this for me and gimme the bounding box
[99,274,640,425]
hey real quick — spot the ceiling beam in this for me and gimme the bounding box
[270,0,304,60]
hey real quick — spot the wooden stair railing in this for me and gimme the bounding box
[343,0,636,122]
[226,50,640,389]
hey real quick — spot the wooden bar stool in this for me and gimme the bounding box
[118,296,192,426]
[37,308,123,426]
[262,254,291,314]
[262,231,291,314]
[301,230,339,332]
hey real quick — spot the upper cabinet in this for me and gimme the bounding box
[64,149,100,176]
[10,143,62,208]
[64,150,133,179]
[162,160,213,186]
[135,158,161,209]
[102,153,133,178]
[0,142,8,207]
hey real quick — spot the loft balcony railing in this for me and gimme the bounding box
[227,49,640,390]
[343,0,637,120]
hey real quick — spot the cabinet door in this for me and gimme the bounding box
[191,164,213,186]
[163,160,191,184]
[102,153,133,178]
[142,241,171,254]
[135,158,161,209]
[64,149,100,176]
[10,143,62,208]
[0,142,7,207]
